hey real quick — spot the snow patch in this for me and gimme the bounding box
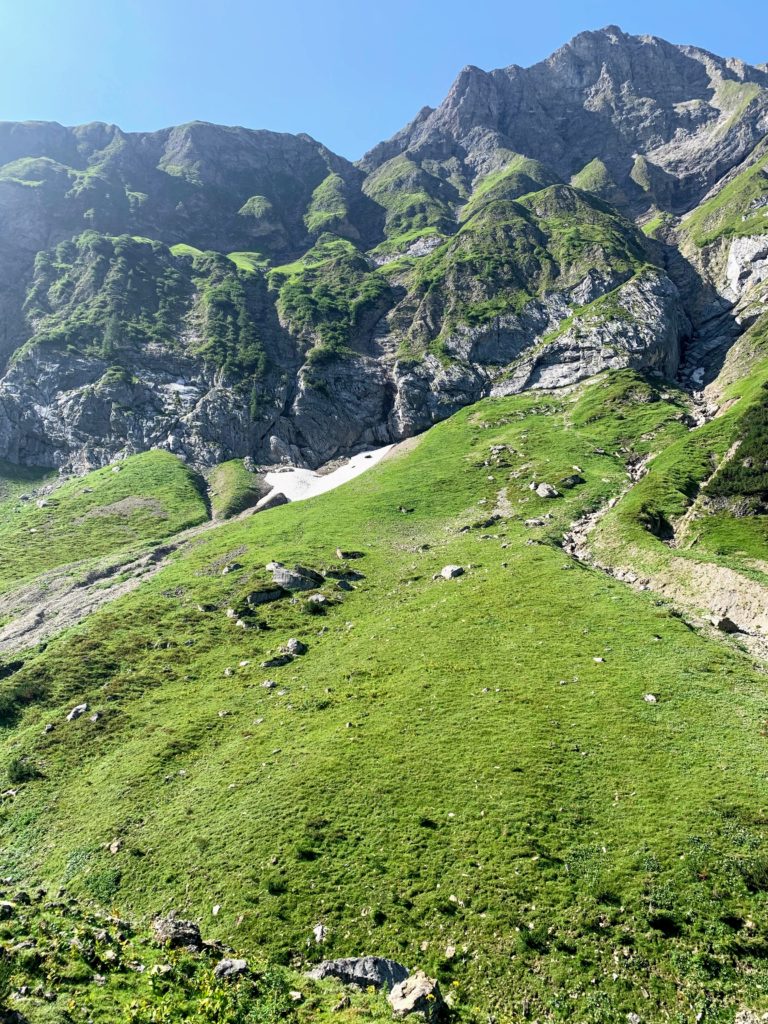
[262,445,393,503]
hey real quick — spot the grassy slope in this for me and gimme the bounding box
[0,890,394,1024]
[682,151,768,247]
[208,459,269,520]
[1,375,767,1021]
[592,315,768,581]
[0,451,209,595]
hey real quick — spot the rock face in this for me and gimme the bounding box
[306,956,409,991]
[0,27,764,473]
[361,26,768,215]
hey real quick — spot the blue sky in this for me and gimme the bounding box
[0,0,766,159]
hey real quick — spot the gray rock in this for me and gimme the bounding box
[388,971,445,1020]
[256,492,289,512]
[270,565,322,592]
[535,483,559,499]
[440,565,464,579]
[307,956,409,991]
[151,913,202,950]
[214,958,248,980]
[246,587,285,607]
[282,638,308,656]
[261,655,293,668]
[66,703,88,722]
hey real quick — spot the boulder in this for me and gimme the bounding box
[270,565,323,591]
[282,638,308,656]
[711,615,740,634]
[388,971,445,1020]
[246,587,285,607]
[151,913,202,950]
[214,958,248,980]
[261,655,293,668]
[66,703,88,722]
[559,473,585,489]
[440,565,464,579]
[535,482,560,498]
[307,956,409,991]
[256,491,289,512]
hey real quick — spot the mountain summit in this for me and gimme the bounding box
[0,26,764,474]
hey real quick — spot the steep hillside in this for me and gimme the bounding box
[1,372,768,1021]
[2,24,768,1023]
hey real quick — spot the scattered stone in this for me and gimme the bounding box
[593,657,605,663]
[711,615,740,634]
[336,548,364,560]
[289,991,303,1002]
[307,956,409,991]
[261,679,277,689]
[246,587,285,607]
[152,913,202,950]
[440,565,464,579]
[43,724,54,734]
[388,971,445,1020]
[535,482,560,499]
[66,703,88,722]
[261,655,293,669]
[0,902,14,920]
[108,838,122,855]
[643,694,658,704]
[336,580,354,592]
[559,474,585,489]
[307,593,328,605]
[197,603,216,613]
[221,563,243,575]
[89,713,100,722]
[224,668,234,678]
[214,958,248,980]
[282,638,308,656]
[333,995,351,1012]
[312,923,327,944]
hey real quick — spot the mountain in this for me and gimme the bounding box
[0,26,765,474]
[2,26,768,1024]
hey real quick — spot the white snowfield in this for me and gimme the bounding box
[262,444,394,503]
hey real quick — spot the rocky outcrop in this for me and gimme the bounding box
[726,235,768,298]
[361,26,768,215]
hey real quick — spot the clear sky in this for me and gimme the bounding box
[0,0,766,160]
